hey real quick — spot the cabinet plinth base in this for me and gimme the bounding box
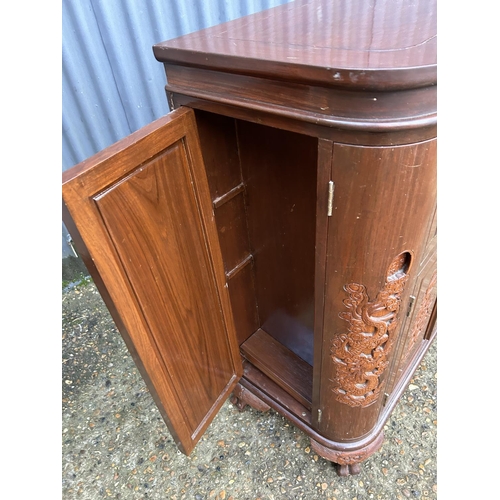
[230,361,388,476]
[310,433,384,476]
[230,383,271,412]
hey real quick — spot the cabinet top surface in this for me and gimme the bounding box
[153,0,437,90]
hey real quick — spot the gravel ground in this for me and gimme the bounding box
[62,280,437,500]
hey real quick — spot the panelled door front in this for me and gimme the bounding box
[318,139,437,444]
[62,107,242,454]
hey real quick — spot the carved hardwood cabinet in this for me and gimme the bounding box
[62,0,437,476]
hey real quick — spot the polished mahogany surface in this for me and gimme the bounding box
[319,138,437,442]
[240,329,313,410]
[62,108,242,455]
[154,0,436,90]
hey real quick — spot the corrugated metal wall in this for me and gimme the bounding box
[62,0,292,258]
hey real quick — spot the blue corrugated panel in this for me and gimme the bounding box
[62,0,291,257]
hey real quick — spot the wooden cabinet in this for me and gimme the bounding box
[62,0,436,476]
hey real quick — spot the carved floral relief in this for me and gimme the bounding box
[403,270,437,365]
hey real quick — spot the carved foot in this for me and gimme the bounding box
[337,463,361,476]
[310,431,384,476]
[230,384,271,413]
[229,394,247,411]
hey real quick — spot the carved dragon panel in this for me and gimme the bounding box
[331,253,411,408]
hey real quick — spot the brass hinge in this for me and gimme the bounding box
[383,393,390,406]
[317,408,322,423]
[327,181,335,216]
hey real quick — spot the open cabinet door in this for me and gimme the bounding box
[62,107,242,454]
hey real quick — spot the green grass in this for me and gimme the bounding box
[62,273,93,290]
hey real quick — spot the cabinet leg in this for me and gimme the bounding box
[310,432,384,476]
[337,462,362,476]
[230,383,271,412]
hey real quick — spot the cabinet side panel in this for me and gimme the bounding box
[319,139,436,442]
[214,193,252,273]
[227,262,260,346]
[383,203,436,397]
[386,230,437,394]
[194,109,260,345]
[193,109,242,200]
[238,121,318,347]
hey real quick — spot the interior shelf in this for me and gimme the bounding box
[240,328,313,410]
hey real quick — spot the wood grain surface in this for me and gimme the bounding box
[241,329,313,410]
[154,0,436,90]
[318,138,437,442]
[63,108,242,454]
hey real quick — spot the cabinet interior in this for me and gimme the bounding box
[194,109,317,408]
